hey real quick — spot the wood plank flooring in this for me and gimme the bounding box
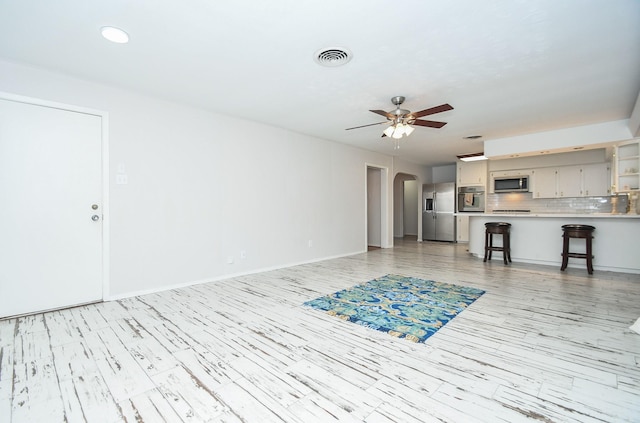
[1,239,640,422]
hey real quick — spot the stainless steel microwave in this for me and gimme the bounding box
[494,176,529,193]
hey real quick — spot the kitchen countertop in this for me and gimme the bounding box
[456,212,640,219]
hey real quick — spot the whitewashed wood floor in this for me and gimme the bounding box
[2,239,640,423]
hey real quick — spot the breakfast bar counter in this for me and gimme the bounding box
[460,213,640,274]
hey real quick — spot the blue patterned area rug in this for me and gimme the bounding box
[303,274,485,343]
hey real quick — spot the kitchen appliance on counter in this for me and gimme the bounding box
[457,186,485,212]
[494,175,529,193]
[423,182,456,242]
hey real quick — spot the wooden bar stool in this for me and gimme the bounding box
[483,222,512,265]
[560,224,595,274]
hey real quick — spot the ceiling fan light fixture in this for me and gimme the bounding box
[392,125,405,139]
[404,125,415,136]
[383,125,395,137]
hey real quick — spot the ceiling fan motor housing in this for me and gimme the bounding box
[390,96,410,119]
[391,96,405,106]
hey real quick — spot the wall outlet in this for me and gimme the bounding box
[116,174,128,185]
[308,240,313,248]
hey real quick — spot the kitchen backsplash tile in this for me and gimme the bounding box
[486,193,628,214]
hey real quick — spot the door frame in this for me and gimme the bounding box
[0,91,110,302]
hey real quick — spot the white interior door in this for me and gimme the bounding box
[0,98,103,318]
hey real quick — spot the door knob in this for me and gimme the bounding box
[91,215,100,221]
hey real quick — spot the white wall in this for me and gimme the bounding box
[484,120,632,159]
[0,59,396,298]
[629,90,640,137]
[432,164,456,183]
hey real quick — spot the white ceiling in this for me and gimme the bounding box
[1,0,639,166]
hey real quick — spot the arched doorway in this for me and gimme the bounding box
[393,173,419,240]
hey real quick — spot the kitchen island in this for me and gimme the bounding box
[460,213,640,274]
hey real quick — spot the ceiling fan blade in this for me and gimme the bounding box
[370,109,394,118]
[411,104,453,118]
[345,121,389,130]
[412,119,447,128]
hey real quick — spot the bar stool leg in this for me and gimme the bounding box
[483,230,489,262]
[505,232,512,263]
[488,233,493,260]
[501,232,507,265]
[586,235,594,275]
[560,234,569,271]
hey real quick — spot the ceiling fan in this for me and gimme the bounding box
[345,96,453,143]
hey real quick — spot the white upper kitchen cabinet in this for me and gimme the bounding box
[532,163,610,199]
[457,160,487,187]
[531,167,557,198]
[582,163,611,197]
[556,166,583,198]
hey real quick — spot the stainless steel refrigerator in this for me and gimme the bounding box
[422,182,456,242]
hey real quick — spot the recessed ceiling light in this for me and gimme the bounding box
[101,26,129,44]
[457,152,487,162]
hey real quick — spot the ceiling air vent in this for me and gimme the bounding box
[314,47,352,67]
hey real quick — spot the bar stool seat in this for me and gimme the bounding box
[483,222,512,265]
[560,224,595,274]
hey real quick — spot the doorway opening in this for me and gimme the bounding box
[393,172,419,241]
[366,165,389,250]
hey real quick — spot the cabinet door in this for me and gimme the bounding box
[531,168,557,198]
[557,166,582,198]
[582,163,610,196]
[456,216,469,242]
[457,161,487,186]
